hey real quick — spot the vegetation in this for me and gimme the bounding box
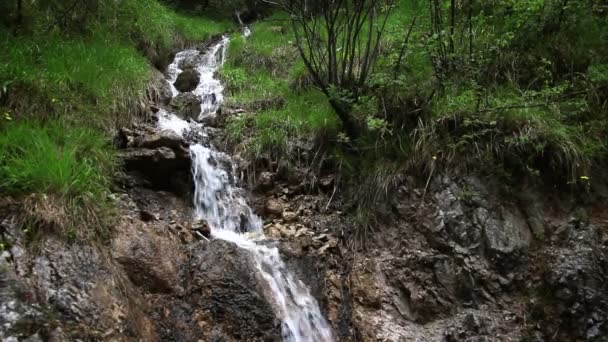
[225,0,607,185]
[0,0,231,239]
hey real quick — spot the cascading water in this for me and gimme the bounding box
[158,36,334,342]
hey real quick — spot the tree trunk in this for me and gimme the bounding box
[329,98,360,140]
[16,0,22,26]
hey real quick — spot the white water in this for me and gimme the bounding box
[159,37,334,342]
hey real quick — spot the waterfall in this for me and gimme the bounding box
[158,37,334,342]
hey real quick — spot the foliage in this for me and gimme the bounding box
[276,0,398,138]
[0,120,115,240]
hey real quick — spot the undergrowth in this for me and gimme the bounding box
[0,120,115,241]
[223,15,339,162]
[0,0,231,240]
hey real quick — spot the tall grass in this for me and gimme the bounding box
[0,120,115,240]
[0,121,114,197]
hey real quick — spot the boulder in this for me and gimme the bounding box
[191,219,211,238]
[174,68,200,92]
[133,129,187,152]
[187,240,281,341]
[480,207,532,256]
[113,220,186,294]
[199,113,219,127]
[170,92,202,121]
[178,54,203,70]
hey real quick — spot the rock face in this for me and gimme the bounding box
[0,234,157,341]
[170,92,202,121]
[119,129,191,191]
[187,240,282,341]
[174,68,200,92]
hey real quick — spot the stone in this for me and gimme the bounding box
[483,207,532,256]
[282,211,297,222]
[139,209,158,222]
[257,172,275,191]
[113,220,186,294]
[187,240,282,341]
[174,68,200,92]
[319,175,335,191]
[178,54,203,70]
[199,113,220,127]
[265,198,287,216]
[170,92,202,121]
[191,219,211,238]
[134,129,187,153]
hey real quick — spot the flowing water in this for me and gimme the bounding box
[158,36,334,342]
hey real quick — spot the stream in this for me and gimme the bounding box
[158,34,334,342]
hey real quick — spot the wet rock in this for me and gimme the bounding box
[178,54,203,70]
[174,68,200,92]
[120,147,191,190]
[133,129,187,153]
[150,68,173,105]
[187,240,281,341]
[191,219,211,238]
[199,113,220,127]
[170,92,202,121]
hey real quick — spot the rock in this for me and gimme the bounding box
[482,207,532,256]
[187,240,281,341]
[133,129,187,153]
[174,68,200,92]
[257,172,276,191]
[113,220,186,294]
[150,68,172,105]
[170,92,202,121]
[139,209,158,222]
[319,175,335,191]
[0,237,158,341]
[120,147,191,190]
[265,198,287,216]
[199,113,220,127]
[534,224,608,340]
[191,219,211,238]
[282,211,297,222]
[178,54,203,70]
[316,237,338,255]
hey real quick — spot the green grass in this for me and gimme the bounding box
[1,28,150,126]
[223,16,340,160]
[0,120,114,197]
[1,1,232,127]
[0,120,115,240]
[228,89,339,157]
[0,1,231,240]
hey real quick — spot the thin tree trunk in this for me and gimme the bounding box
[16,0,23,26]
